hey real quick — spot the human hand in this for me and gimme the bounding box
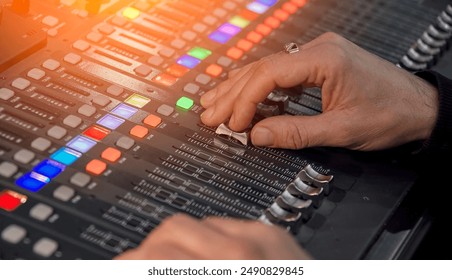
[200,33,438,151]
[114,214,311,260]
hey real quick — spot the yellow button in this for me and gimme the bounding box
[122,7,140,20]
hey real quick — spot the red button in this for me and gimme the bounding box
[152,73,178,87]
[236,39,254,52]
[143,114,162,128]
[86,159,107,175]
[226,47,244,60]
[282,2,298,14]
[130,125,149,138]
[83,125,111,141]
[101,147,122,163]
[274,9,290,22]
[291,0,307,7]
[246,31,263,43]
[255,23,272,36]
[239,9,258,21]
[264,16,281,29]
[0,190,27,212]
[166,64,190,78]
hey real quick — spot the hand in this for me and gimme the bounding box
[200,32,438,151]
[114,214,311,260]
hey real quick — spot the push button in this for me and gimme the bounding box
[206,64,223,78]
[130,125,149,138]
[13,149,36,164]
[101,147,122,163]
[47,125,67,140]
[116,136,135,150]
[53,185,75,202]
[33,238,58,258]
[0,162,19,178]
[143,114,162,127]
[1,224,27,244]
[0,190,27,212]
[70,172,91,187]
[0,88,14,100]
[86,159,107,175]
[31,137,52,152]
[29,203,54,221]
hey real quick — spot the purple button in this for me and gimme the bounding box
[111,103,138,119]
[176,55,201,69]
[247,2,269,14]
[257,0,278,7]
[208,30,233,44]
[218,23,242,36]
[97,114,125,130]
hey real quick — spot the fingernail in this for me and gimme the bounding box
[252,127,274,146]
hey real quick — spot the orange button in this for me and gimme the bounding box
[86,159,107,175]
[206,64,223,78]
[101,147,121,163]
[166,64,190,78]
[282,2,298,14]
[152,73,177,87]
[274,9,290,21]
[264,16,281,29]
[291,0,307,7]
[130,125,149,138]
[143,114,162,128]
[255,23,272,36]
[236,39,254,52]
[226,47,244,60]
[239,9,258,21]
[246,31,263,43]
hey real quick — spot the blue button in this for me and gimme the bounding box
[257,0,278,7]
[97,114,125,130]
[16,172,50,192]
[50,147,81,165]
[111,103,138,119]
[33,159,66,178]
[218,23,242,36]
[176,55,201,69]
[208,30,234,44]
[67,135,97,153]
[247,2,269,14]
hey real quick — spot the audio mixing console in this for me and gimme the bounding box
[0,0,451,260]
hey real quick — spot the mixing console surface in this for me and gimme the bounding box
[0,0,451,259]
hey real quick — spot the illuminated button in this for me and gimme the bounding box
[182,30,197,41]
[86,32,103,43]
[134,64,153,77]
[143,114,162,128]
[223,1,237,10]
[196,73,212,85]
[148,56,164,67]
[229,16,250,28]
[159,47,175,58]
[72,40,90,51]
[166,64,190,78]
[157,104,174,116]
[247,2,269,14]
[29,203,53,221]
[171,38,186,50]
[206,64,223,78]
[227,47,244,60]
[291,0,307,7]
[247,31,263,43]
[176,97,194,110]
[218,23,242,36]
[237,39,254,51]
[152,73,178,87]
[257,0,278,6]
[101,147,121,163]
[97,114,125,131]
[83,125,111,141]
[0,162,18,178]
[209,30,233,44]
[16,172,50,192]
[0,190,27,212]
[134,1,150,11]
[239,9,259,21]
[130,125,149,138]
[86,159,107,176]
[31,137,52,152]
[42,15,59,27]
[122,7,140,20]
[33,159,65,178]
[33,238,58,258]
[63,115,82,128]
[70,172,91,187]
[213,8,227,18]
[98,23,115,35]
[50,147,81,165]
[125,94,150,108]
[264,16,281,29]
[14,149,35,164]
[64,53,82,65]
[92,95,111,107]
[188,47,212,60]
[53,185,75,202]
[274,9,290,21]
[42,59,60,71]
[193,23,207,33]
[111,103,138,119]
[116,136,135,150]
[78,104,96,117]
[106,84,124,96]
[1,224,27,244]
[256,23,272,36]
[0,88,14,100]
[111,16,127,27]
[67,135,97,153]
[47,125,67,140]
[177,55,201,69]
[203,15,218,26]
[183,83,200,95]
[11,77,31,90]
[27,68,46,80]
[282,2,298,14]
[217,56,233,67]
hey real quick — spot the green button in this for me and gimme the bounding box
[176,96,194,110]
[229,16,250,28]
[187,47,212,60]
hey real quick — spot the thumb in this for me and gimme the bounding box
[250,113,345,149]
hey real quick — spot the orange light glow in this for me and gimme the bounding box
[122,7,140,20]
